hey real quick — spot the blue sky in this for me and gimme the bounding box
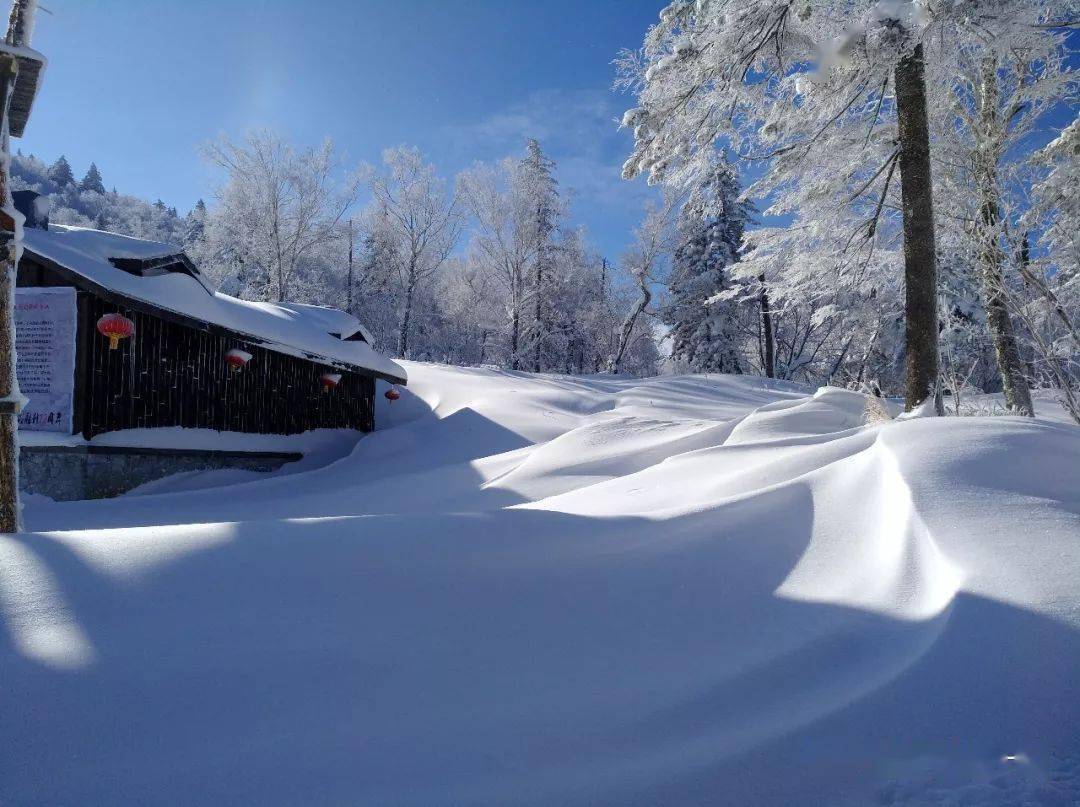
[20,0,667,260]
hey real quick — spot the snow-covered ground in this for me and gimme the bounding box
[4,362,1079,806]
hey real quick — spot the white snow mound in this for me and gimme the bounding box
[5,362,1080,806]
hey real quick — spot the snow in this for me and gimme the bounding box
[4,362,1080,805]
[272,301,374,344]
[21,225,406,383]
[19,425,360,454]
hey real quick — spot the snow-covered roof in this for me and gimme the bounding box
[0,40,47,138]
[272,302,375,345]
[21,225,406,384]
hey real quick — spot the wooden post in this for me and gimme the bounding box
[0,53,19,532]
[0,0,41,532]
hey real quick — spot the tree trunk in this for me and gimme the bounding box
[894,44,942,413]
[533,235,544,373]
[611,284,651,374]
[398,261,417,358]
[346,218,354,315]
[855,322,882,384]
[0,57,20,532]
[759,273,775,379]
[510,297,520,371]
[596,258,608,373]
[975,58,1033,416]
[977,208,1033,415]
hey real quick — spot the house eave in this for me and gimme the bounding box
[0,42,46,138]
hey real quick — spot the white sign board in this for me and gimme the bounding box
[15,286,77,432]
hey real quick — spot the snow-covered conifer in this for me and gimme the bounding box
[79,162,105,194]
[47,154,74,187]
[662,155,752,373]
[518,139,562,372]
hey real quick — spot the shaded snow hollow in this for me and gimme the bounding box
[5,363,1080,806]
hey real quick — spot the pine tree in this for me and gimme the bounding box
[48,154,75,187]
[79,162,105,194]
[185,198,207,244]
[518,139,560,372]
[662,157,752,374]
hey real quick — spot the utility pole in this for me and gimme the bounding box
[0,0,44,532]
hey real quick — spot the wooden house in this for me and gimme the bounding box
[13,197,406,439]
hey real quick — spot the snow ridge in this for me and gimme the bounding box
[6,362,1080,806]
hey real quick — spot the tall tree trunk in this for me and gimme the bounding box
[533,262,543,373]
[977,209,1033,415]
[759,273,775,379]
[533,225,544,373]
[611,283,651,374]
[596,258,608,373]
[855,321,882,384]
[398,261,417,358]
[895,44,942,413]
[346,218,354,315]
[510,285,521,371]
[975,58,1033,416]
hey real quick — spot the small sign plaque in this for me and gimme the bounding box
[15,286,77,432]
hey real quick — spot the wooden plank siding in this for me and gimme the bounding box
[15,256,376,439]
[79,294,375,439]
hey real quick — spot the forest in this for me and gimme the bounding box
[11,0,1079,422]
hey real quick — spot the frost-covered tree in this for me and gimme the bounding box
[201,130,363,302]
[47,154,74,187]
[1016,118,1080,423]
[926,18,1073,416]
[1026,117,1079,280]
[611,199,672,374]
[12,152,193,244]
[185,198,206,243]
[460,145,661,376]
[460,149,550,370]
[15,142,661,378]
[79,162,105,195]
[518,139,563,372]
[618,0,1075,410]
[662,155,752,373]
[367,146,462,358]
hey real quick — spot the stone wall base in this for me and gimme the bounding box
[20,445,303,501]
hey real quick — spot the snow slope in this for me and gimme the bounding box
[4,362,1079,806]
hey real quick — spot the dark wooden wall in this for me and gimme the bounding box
[17,258,376,438]
[79,295,375,438]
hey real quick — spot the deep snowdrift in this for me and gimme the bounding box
[4,363,1079,806]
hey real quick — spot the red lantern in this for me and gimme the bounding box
[320,372,342,392]
[384,387,401,402]
[96,313,135,350]
[224,348,253,372]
